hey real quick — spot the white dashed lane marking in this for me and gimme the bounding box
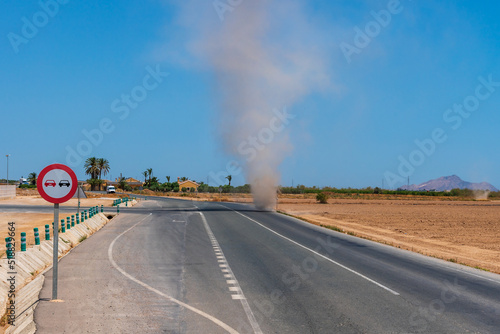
[108,213,239,334]
[199,212,263,334]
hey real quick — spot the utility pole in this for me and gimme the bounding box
[77,182,81,215]
[6,155,10,185]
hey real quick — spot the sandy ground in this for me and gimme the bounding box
[0,191,128,255]
[278,198,500,274]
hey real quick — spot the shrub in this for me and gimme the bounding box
[149,184,161,192]
[316,192,328,204]
[19,184,36,189]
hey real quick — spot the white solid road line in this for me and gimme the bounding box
[222,205,400,296]
[447,267,500,284]
[199,212,264,334]
[108,213,240,334]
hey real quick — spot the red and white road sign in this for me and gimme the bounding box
[37,164,78,204]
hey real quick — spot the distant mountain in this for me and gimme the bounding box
[400,175,498,192]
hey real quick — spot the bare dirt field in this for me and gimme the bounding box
[277,197,500,274]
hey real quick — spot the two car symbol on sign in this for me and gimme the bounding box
[44,180,71,187]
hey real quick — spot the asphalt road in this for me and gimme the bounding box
[32,197,500,333]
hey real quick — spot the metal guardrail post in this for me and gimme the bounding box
[45,224,50,240]
[21,232,26,251]
[5,237,13,259]
[34,228,40,245]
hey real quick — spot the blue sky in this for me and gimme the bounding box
[1,0,499,189]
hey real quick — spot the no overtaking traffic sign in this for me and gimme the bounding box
[37,163,78,300]
[37,164,77,204]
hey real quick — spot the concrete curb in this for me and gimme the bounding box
[0,213,110,334]
[5,276,43,334]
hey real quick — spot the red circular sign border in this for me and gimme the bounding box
[37,164,78,204]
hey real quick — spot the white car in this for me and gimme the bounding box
[107,186,116,194]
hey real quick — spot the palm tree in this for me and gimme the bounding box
[97,158,110,191]
[97,158,110,179]
[84,157,99,190]
[180,177,188,182]
[226,175,232,186]
[142,171,148,185]
[118,177,127,191]
[28,172,37,185]
[147,168,153,182]
[166,176,170,182]
[84,157,99,179]
[87,178,100,191]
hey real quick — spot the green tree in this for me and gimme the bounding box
[147,168,153,182]
[84,157,99,190]
[84,157,110,191]
[84,157,98,179]
[142,171,148,185]
[150,177,160,187]
[87,178,100,191]
[197,182,208,193]
[118,177,127,191]
[28,172,37,186]
[226,175,232,186]
[180,177,188,182]
[166,176,170,182]
[97,158,110,190]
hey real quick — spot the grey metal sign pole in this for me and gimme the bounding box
[52,203,59,300]
[77,184,80,215]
